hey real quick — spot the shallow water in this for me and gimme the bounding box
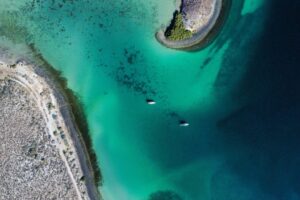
[1,0,300,199]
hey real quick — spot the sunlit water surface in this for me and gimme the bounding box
[2,0,297,200]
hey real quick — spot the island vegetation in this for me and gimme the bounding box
[156,0,227,50]
[164,11,193,41]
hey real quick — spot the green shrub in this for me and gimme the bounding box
[165,11,193,41]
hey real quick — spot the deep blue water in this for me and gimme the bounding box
[0,0,300,199]
[216,1,300,199]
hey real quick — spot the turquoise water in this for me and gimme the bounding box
[0,0,276,199]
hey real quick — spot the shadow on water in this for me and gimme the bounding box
[217,0,300,198]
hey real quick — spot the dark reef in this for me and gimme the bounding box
[149,190,183,200]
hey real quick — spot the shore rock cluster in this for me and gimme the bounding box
[181,0,217,32]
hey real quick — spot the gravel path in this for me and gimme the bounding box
[0,79,78,200]
[0,60,101,200]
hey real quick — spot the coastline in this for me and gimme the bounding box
[0,51,102,200]
[156,0,231,50]
[28,44,103,188]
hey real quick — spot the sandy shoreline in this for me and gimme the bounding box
[156,0,229,50]
[0,57,102,200]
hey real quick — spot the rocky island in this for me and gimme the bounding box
[156,0,227,50]
[0,54,102,200]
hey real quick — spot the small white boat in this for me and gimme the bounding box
[146,99,156,105]
[179,120,190,127]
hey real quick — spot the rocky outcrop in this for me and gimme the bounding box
[156,0,225,50]
[182,0,217,32]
